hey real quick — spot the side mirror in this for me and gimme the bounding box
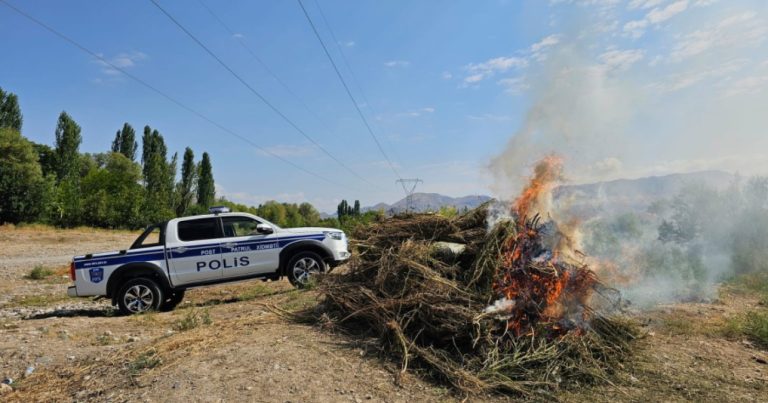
[256,223,274,235]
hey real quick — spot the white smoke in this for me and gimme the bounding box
[488,1,768,306]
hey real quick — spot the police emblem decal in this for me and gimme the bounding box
[89,267,104,283]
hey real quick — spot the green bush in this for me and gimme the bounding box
[27,265,53,280]
[724,310,768,348]
[128,349,162,375]
[173,309,212,331]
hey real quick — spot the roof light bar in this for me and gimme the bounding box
[209,206,230,214]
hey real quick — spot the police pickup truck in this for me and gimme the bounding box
[67,207,350,315]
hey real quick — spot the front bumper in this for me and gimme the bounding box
[67,286,78,297]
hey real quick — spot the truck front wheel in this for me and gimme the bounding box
[117,278,164,315]
[286,251,327,288]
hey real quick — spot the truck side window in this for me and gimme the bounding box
[137,227,161,247]
[221,216,261,237]
[178,218,219,241]
[130,224,164,249]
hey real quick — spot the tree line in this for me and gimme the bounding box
[0,86,216,229]
[0,86,375,231]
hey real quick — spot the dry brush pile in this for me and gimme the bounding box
[315,160,638,397]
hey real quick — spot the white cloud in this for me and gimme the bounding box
[530,34,562,61]
[531,34,561,53]
[232,33,244,39]
[599,49,645,71]
[93,51,147,80]
[467,113,513,122]
[497,76,530,94]
[395,107,436,118]
[463,56,528,84]
[623,0,688,38]
[623,19,649,38]
[256,144,316,157]
[441,71,453,80]
[460,34,559,86]
[628,0,665,10]
[341,40,355,47]
[646,0,688,24]
[464,73,484,83]
[651,59,746,92]
[384,60,410,67]
[670,12,767,61]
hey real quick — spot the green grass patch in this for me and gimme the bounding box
[94,334,114,346]
[723,310,768,348]
[727,273,768,296]
[172,309,212,331]
[235,283,273,301]
[128,349,162,375]
[661,316,696,336]
[8,294,70,307]
[277,290,317,312]
[26,265,54,280]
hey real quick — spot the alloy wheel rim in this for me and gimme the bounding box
[124,284,154,313]
[293,257,321,284]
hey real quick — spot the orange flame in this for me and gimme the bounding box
[491,155,598,338]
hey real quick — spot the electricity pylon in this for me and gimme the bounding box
[396,178,423,213]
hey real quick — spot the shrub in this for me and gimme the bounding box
[27,265,53,280]
[173,309,212,331]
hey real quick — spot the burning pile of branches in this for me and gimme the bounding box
[316,157,637,396]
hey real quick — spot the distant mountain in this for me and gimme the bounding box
[362,193,493,215]
[553,170,736,218]
[322,171,736,218]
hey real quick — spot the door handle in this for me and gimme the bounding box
[223,242,237,249]
[175,247,188,254]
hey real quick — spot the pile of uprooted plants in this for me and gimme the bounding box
[314,203,638,397]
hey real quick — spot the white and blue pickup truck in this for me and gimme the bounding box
[67,207,350,315]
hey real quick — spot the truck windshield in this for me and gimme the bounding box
[131,224,164,249]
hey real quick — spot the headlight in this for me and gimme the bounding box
[324,231,343,240]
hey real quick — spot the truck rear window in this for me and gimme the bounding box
[178,218,218,241]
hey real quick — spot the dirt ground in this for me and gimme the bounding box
[1,225,766,402]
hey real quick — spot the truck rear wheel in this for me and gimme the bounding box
[117,277,164,315]
[286,251,327,288]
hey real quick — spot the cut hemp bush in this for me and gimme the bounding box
[315,156,638,397]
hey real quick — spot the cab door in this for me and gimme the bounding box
[219,215,280,278]
[168,217,223,285]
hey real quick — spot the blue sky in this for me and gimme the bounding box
[2,0,767,212]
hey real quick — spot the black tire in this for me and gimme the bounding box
[286,251,327,288]
[116,277,164,315]
[160,289,186,312]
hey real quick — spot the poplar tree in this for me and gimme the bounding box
[54,111,82,181]
[175,147,196,216]
[141,125,175,222]
[111,122,137,161]
[0,88,23,131]
[196,152,215,209]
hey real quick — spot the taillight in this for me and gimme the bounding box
[69,261,76,281]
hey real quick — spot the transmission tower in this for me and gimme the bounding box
[396,178,423,213]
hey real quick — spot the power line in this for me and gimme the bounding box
[0,0,353,191]
[310,0,407,172]
[196,0,339,145]
[296,0,402,181]
[149,0,381,190]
